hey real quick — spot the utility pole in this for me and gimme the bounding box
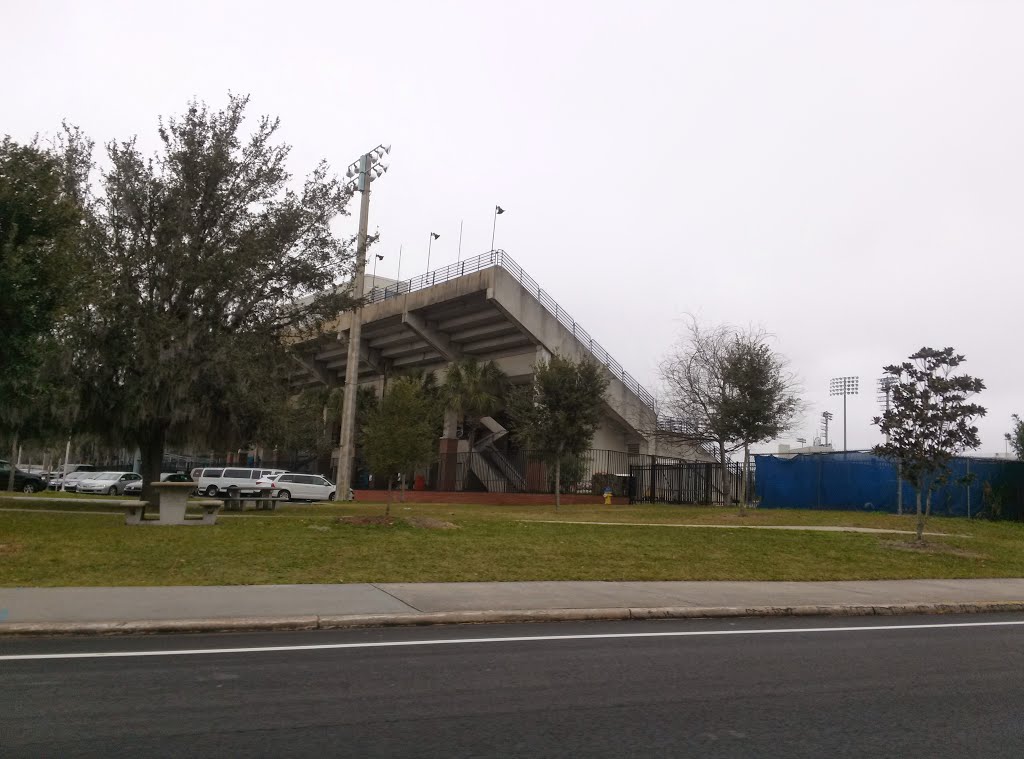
[821,411,833,447]
[336,145,390,500]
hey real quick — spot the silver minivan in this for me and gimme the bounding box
[195,467,284,497]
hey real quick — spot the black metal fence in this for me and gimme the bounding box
[356,448,741,501]
[628,461,751,505]
[447,448,645,495]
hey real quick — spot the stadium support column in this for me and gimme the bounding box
[438,407,460,491]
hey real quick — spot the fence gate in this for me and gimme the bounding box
[629,462,746,505]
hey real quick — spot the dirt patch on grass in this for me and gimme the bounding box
[336,516,401,527]
[335,515,457,529]
[882,540,987,560]
[0,541,23,557]
[404,516,459,530]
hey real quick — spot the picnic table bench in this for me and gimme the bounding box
[220,489,278,512]
[1,491,220,525]
[5,496,150,524]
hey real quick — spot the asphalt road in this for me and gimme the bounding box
[3,615,1024,758]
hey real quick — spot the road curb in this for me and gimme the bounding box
[2,601,1023,636]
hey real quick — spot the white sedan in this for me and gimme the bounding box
[255,473,336,502]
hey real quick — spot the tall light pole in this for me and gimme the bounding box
[491,205,505,250]
[336,143,390,500]
[877,376,897,441]
[878,375,901,514]
[829,376,859,452]
[426,232,440,273]
[820,411,833,448]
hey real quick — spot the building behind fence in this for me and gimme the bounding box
[754,451,1024,519]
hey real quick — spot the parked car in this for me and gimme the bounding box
[48,464,100,490]
[56,470,100,492]
[53,463,98,478]
[0,460,47,493]
[256,472,336,502]
[123,472,192,496]
[194,467,285,498]
[77,471,144,496]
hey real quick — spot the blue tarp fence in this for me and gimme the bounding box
[754,451,1024,518]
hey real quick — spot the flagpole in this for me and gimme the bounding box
[427,232,439,273]
[491,207,498,251]
[396,244,403,282]
[457,220,463,263]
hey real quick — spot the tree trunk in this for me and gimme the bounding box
[718,441,727,506]
[385,477,392,518]
[925,487,933,518]
[738,443,750,515]
[60,437,71,491]
[400,473,406,503]
[896,462,903,515]
[138,424,167,508]
[7,432,18,491]
[554,457,561,512]
[915,484,925,542]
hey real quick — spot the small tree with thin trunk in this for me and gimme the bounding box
[360,378,437,517]
[721,331,801,509]
[661,318,800,504]
[1008,416,1024,460]
[508,354,609,510]
[659,318,743,501]
[873,347,986,542]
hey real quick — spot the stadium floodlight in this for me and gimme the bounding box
[877,376,897,412]
[820,411,834,447]
[829,376,859,452]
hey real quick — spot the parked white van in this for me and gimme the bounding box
[194,467,285,497]
[259,472,337,502]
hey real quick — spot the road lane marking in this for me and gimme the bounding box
[4,619,1024,661]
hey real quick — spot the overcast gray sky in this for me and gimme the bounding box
[5,0,1022,454]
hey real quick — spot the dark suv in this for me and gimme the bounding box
[0,460,47,493]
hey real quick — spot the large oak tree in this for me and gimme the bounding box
[73,96,357,500]
[0,131,91,487]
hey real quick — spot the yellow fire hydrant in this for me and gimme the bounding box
[603,486,613,505]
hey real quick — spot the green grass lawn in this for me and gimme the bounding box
[2,495,1024,586]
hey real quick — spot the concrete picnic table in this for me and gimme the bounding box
[140,481,222,525]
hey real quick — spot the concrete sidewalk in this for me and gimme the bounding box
[3,578,1024,635]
